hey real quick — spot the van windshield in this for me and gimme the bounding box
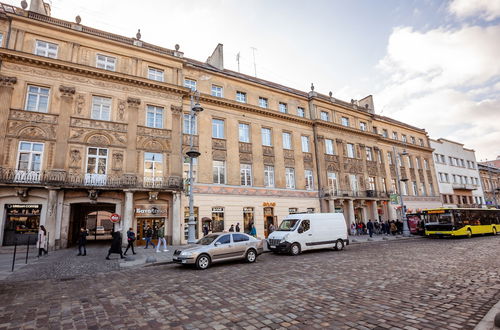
[278,219,300,231]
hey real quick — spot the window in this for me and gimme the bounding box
[96,54,116,71]
[16,142,44,182]
[377,150,383,163]
[349,174,358,192]
[327,172,338,194]
[305,169,314,190]
[213,161,226,184]
[35,40,58,58]
[211,85,223,97]
[216,234,231,244]
[243,207,254,233]
[233,233,249,243]
[401,181,408,195]
[261,128,272,146]
[320,111,329,121]
[285,167,295,189]
[346,143,355,158]
[408,156,413,168]
[301,136,310,152]
[0,33,3,47]
[25,85,50,113]
[289,208,298,214]
[259,97,268,108]
[373,127,378,134]
[91,96,111,121]
[279,102,287,113]
[368,177,376,190]
[460,159,465,167]
[212,119,225,138]
[387,151,393,165]
[299,220,311,232]
[148,67,164,82]
[325,139,334,155]
[381,178,387,193]
[184,78,197,91]
[391,179,398,193]
[392,132,398,140]
[146,105,164,128]
[412,181,418,196]
[239,123,250,142]
[144,152,163,186]
[183,113,197,134]
[440,155,446,163]
[402,135,407,143]
[264,165,275,187]
[419,138,424,146]
[365,147,373,161]
[411,136,416,144]
[297,107,305,117]
[435,154,440,163]
[382,129,388,138]
[86,147,108,185]
[212,207,225,232]
[416,157,421,169]
[236,91,247,103]
[359,122,367,131]
[240,164,252,186]
[282,132,292,150]
[341,117,350,127]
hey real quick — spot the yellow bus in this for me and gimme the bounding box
[423,208,500,238]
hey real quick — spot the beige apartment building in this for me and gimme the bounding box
[0,1,441,248]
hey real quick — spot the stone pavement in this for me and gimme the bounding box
[0,235,498,329]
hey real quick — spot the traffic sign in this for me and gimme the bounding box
[109,213,121,223]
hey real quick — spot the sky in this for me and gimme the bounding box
[4,0,499,161]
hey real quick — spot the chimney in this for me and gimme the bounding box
[206,43,224,70]
[29,0,51,16]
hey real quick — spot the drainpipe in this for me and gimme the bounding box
[312,122,324,212]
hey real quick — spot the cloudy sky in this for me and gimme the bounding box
[4,0,499,160]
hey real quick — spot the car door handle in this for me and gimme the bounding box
[308,234,312,236]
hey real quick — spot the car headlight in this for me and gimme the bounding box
[180,251,194,257]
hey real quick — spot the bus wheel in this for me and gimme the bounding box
[466,229,472,238]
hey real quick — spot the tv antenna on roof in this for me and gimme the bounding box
[236,52,241,73]
[251,47,257,77]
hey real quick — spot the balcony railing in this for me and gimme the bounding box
[0,168,182,190]
[452,184,478,191]
[320,188,389,198]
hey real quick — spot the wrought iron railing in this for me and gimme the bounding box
[320,187,389,198]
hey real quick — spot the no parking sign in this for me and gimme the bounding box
[109,213,121,223]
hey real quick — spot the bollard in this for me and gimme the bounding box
[25,236,30,264]
[11,239,17,272]
[494,312,500,327]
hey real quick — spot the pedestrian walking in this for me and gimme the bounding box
[235,223,241,232]
[268,223,275,234]
[144,226,155,249]
[106,231,124,260]
[124,227,136,255]
[203,224,209,236]
[350,223,356,236]
[367,220,374,238]
[156,224,168,252]
[229,224,235,232]
[37,225,48,257]
[249,223,257,237]
[77,227,88,256]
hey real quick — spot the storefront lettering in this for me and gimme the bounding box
[135,207,168,215]
[262,202,276,207]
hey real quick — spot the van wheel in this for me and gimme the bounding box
[466,229,472,238]
[245,249,257,263]
[196,254,211,270]
[290,243,301,256]
[334,239,344,251]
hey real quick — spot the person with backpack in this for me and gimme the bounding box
[124,227,136,255]
[144,226,155,249]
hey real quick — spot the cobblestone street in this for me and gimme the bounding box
[0,236,499,329]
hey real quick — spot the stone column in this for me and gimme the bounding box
[170,105,183,177]
[0,76,17,166]
[328,199,335,213]
[53,86,75,170]
[125,98,140,175]
[347,199,355,226]
[172,192,181,245]
[371,201,378,221]
[46,188,59,250]
[122,190,134,242]
[388,204,398,220]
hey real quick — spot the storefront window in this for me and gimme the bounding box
[184,206,199,240]
[3,204,41,246]
[289,208,298,214]
[243,207,254,233]
[212,207,224,232]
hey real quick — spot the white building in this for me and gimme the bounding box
[430,139,485,207]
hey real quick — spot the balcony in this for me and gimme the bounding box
[0,168,183,190]
[452,184,478,191]
[320,188,389,198]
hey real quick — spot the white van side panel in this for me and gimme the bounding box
[291,214,347,251]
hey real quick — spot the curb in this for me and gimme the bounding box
[474,299,500,330]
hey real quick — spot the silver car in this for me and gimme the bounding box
[172,232,264,270]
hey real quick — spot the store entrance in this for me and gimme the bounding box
[136,217,165,246]
[2,204,42,246]
[263,207,275,238]
[69,203,115,246]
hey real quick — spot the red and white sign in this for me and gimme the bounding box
[109,213,121,223]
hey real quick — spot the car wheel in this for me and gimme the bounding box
[466,228,472,238]
[245,249,257,263]
[196,254,211,270]
[290,243,301,256]
[334,239,344,251]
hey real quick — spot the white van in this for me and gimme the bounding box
[267,213,348,255]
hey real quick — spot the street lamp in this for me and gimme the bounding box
[393,146,411,237]
[187,92,203,244]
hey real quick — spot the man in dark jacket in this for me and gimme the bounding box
[77,227,88,256]
[124,227,136,255]
[144,226,155,249]
[106,231,124,260]
[367,220,374,238]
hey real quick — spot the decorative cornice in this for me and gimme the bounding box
[59,85,75,97]
[170,105,183,114]
[126,97,141,107]
[0,76,17,87]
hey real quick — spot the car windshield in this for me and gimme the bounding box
[197,234,219,245]
[278,219,300,231]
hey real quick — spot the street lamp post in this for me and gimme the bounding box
[393,146,411,237]
[186,92,203,244]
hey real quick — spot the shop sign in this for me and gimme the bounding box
[135,204,169,215]
[6,204,41,209]
[212,207,224,212]
[389,194,399,205]
[262,202,276,207]
[109,213,121,223]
